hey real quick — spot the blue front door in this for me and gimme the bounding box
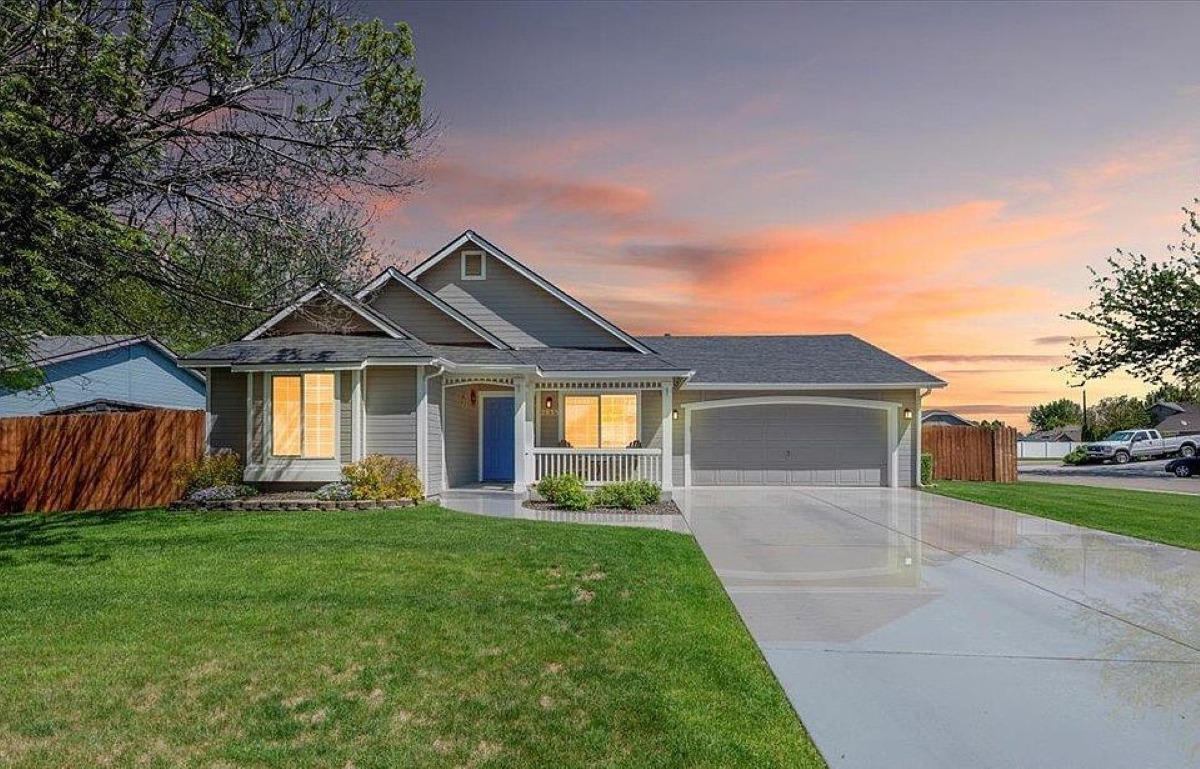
[481,396,515,482]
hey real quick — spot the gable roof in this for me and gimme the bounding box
[183,334,436,367]
[242,284,411,341]
[641,335,947,388]
[1151,402,1200,434]
[922,409,974,426]
[355,266,510,349]
[7,335,204,382]
[406,231,653,354]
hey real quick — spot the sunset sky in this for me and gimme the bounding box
[369,1,1200,429]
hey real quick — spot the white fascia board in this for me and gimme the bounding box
[354,266,510,350]
[534,370,693,379]
[407,231,653,355]
[680,381,949,390]
[242,284,409,341]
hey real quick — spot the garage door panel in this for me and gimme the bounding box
[691,403,888,487]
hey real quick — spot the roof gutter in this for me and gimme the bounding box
[680,380,948,390]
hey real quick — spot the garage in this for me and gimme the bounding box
[684,397,897,487]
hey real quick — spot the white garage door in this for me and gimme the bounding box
[689,403,890,486]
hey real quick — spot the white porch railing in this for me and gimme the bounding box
[533,448,663,485]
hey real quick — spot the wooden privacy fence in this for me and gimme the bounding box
[0,409,204,513]
[922,424,1019,483]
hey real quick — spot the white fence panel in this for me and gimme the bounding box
[1017,441,1084,459]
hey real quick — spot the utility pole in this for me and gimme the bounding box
[1081,389,1088,441]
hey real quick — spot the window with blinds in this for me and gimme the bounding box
[563,393,638,448]
[271,373,336,458]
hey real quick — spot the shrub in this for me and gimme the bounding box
[341,454,423,500]
[592,480,661,510]
[556,484,592,511]
[1062,447,1089,466]
[920,452,934,485]
[174,449,243,495]
[536,474,585,505]
[189,484,255,503]
[315,481,354,501]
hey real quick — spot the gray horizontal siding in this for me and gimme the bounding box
[417,246,628,349]
[365,367,417,460]
[208,369,247,457]
[368,281,483,345]
[340,371,353,463]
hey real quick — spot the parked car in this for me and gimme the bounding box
[1083,429,1199,464]
[1165,456,1200,478]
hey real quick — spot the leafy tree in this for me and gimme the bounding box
[1087,395,1152,438]
[975,419,1008,430]
[1144,381,1199,406]
[1066,203,1200,384]
[1028,398,1084,433]
[0,0,430,386]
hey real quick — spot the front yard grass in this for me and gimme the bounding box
[0,505,823,768]
[928,481,1200,551]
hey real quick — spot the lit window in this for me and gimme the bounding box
[563,394,638,448]
[272,373,336,458]
[461,250,485,280]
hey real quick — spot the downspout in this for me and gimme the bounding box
[917,388,932,486]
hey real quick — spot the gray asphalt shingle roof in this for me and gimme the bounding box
[26,335,141,363]
[183,333,941,388]
[185,334,435,365]
[640,334,945,386]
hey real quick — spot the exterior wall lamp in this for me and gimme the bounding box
[672,409,679,420]
[903,408,913,420]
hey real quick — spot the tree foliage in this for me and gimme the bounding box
[0,0,430,385]
[1087,395,1152,437]
[1066,203,1200,384]
[1028,398,1083,433]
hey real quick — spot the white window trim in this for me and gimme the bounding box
[461,249,486,281]
[557,390,642,449]
[265,371,341,461]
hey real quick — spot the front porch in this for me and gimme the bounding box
[439,374,675,493]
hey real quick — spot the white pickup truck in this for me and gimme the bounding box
[1083,429,1199,464]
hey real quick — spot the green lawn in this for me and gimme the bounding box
[0,505,822,768]
[929,481,1200,551]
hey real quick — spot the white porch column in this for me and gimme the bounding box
[888,405,900,489]
[660,381,673,491]
[914,389,923,487]
[524,380,537,486]
[512,377,530,492]
[351,370,363,461]
[416,366,428,489]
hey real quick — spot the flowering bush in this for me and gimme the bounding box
[174,449,243,495]
[188,484,256,503]
[341,454,422,500]
[315,481,355,501]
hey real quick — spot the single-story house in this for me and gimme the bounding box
[922,409,974,427]
[0,335,206,416]
[1148,401,1200,436]
[181,231,946,493]
[1020,424,1083,442]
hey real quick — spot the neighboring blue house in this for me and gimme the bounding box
[0,336,206,416]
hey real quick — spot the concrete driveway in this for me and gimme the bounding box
[677,487,1200,769]
[1019,459,1200,494]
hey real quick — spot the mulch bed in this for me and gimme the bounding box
[523,499,682,516]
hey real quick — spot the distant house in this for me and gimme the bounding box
[1021,424,1083,442]
[922,409,974,427]
[1148,401,1200,436]
[0,335,206,417]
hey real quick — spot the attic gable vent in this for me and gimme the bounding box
[461,250,486,280]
